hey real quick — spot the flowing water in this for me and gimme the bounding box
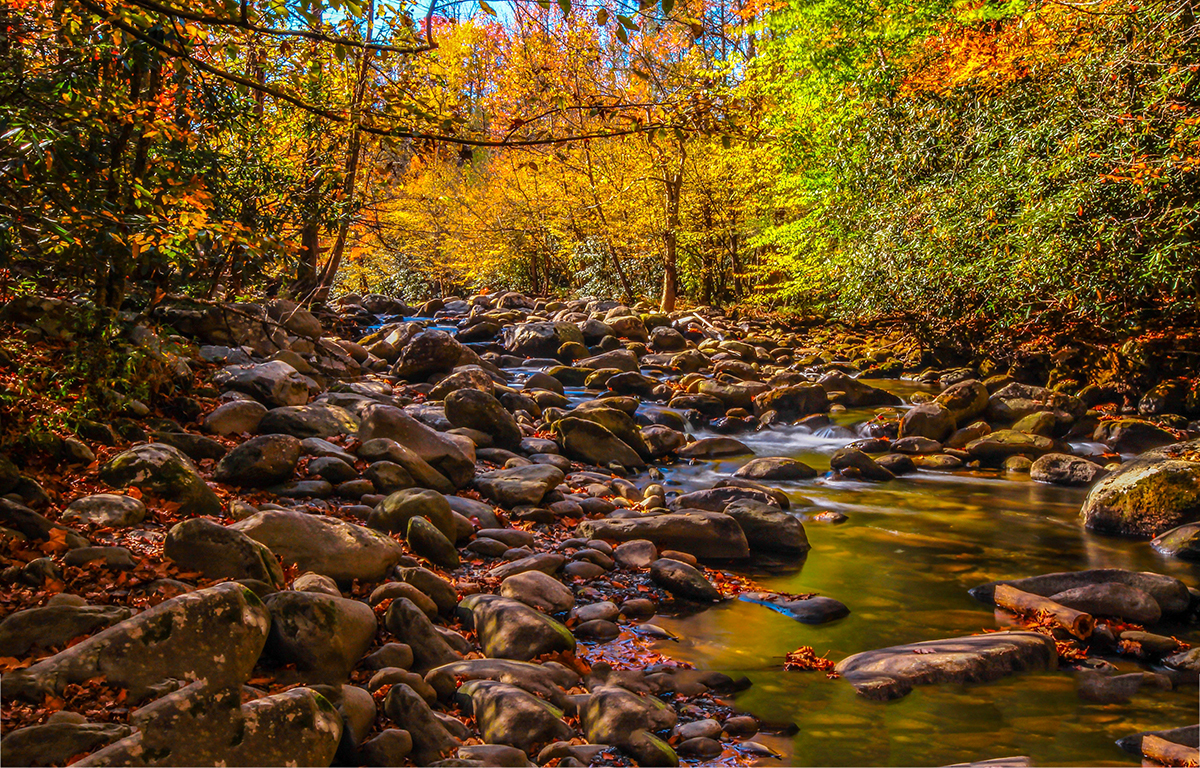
[498,354,1197,765]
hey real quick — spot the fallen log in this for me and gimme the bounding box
[1142,734,1200,767]
[994,584,1094,640]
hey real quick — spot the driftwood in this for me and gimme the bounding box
[1142,735,1200,767]
[994,584,1094,640]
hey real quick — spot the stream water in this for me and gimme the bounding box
[514,367,1200,767]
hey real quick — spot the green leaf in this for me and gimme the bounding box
[721,134,732,149]
[536,0,550,9]
[596,7,608,24]
[557,0,570,14]
[662,0,674,15]
[617,14,638,29]
[615,23,629,43]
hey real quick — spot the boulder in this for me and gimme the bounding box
[2,583,270,701]
[256,404,359,439]
[554,417,644,469]
[232,509,404,584]
[1096,418,1179,454]
[214,360,311,407]
[965,430,1056,464]
[724,500,810,555]
[969,569,1191,615]
[425,659,577,709]
[671,486,785,512]
[407,516,460,569]
[204,400,268,436]
[359,437,457,494]
[383,683,461,764]
[358,405,474,488]
[164,518,286,590]
[504,322,585,358]
[0,604,134,656]
[1048,583,1162,625]
[733,457,817,481]
[456,680,572,753]
[474,465,565,507]
[1,721,133,767]
[753,385,829,418]
[1079,456,1200,537]
[987,383,1085,427]
[582,686,677,753]
[935,379,989,424]
[834,632,1057,700]
[384,598,462,672]
[213,434,301,487]
[578,349,639,372]
[99,443,222,516]
[816,372,902,406]
[457,594,575,661]
[649,558,721,601]
[500,571,575,613]
[1030,453,1107,486]
[830,447,894,482]
[61,493,146,527]
[263,591,377,682]
[676,437,753,459]
[899,402,955,441]
[578,511,748,560]
[445,389,522,449]
[392,330,466,379]
[740,592,849,624]
[370,488,457,541]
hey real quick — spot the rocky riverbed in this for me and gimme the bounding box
[0,292,1197,767]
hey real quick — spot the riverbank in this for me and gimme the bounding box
[0,292,1196,767]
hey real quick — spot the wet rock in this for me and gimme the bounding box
[817,372,902,407]
[734,457,817,481]
[257,403,359,439]
[61,493,146,527]
[900,402,955,441]
[1048,582,1162,625]
[969,569,1191,615]
[578,511,749,560]
[504,322,585,358]
[935,379,990,424]
[396,567,460,614]
[293,571,341,596]
[99,443,222,517]
[753,384,829,418]
[489,552,566,580]
[364,642,415,671]
[649,558,722,601]
[965,430,1055,464]
[1030,453,1107,486]
[740,592,849,624]
[164,518,286,590]
[392,330,467,379]
[214,360,312,407]
[582,686,678,754]
[1079,456,1200,537]
[232,509,404,584]
[474,465,565,507]
[0,604,134,656]
[383,683,462,764]
[1151,522,1200,560]
[457,680,572,753]
[500,570,575,613]
[834,632,1057,700]
[1095,418,1179,454]
[457,594,575,661]
[385,598,463,672]
[213,433,301,487]
[1,721,133,767]
[1115,725,1199,756]
[446,389,522,449]
[426,658,577,708]
[987,383,1085,427]
[3,582,270,701]
[371,488,457,541]
[724,499,810,555]
[676,437,753,458]
[830,447,894,482]
[1076,670,1162,703]
[678,736,722,758]
[263,591,377,682]
[554,417,644,469]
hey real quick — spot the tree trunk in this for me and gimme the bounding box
[312,0,375,304]
[658,139,686,312]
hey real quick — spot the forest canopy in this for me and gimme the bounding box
[1,0,1197,330]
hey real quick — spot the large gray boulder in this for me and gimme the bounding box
[1030,453,1107,486]
[384,683,461,764]
[969,568,1191,616]
[724,499,810,555]
[2,583,270,701]
[263,591,377,682]
[164,518,286,590]
[582,685,678,753]
[456,680,572,753]
[256,404,359,439]
[391,330,467,379]
[213,434,301,487]
[504,322,585,358]
[214,360,312,407]
[425,659,577,709]
[457,594,575,661]
[99,443,222,517]
[554,417,644,469]
[445,389,522,449]
[474,465,565,507]
[61,493,146,527]
[577,510,749,561]
[0,604,134,656]
[370,488,457,540]
[834,632,1057,700]
[1,721,133,767]
[935,379,989,424]
[232,509,404,584]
